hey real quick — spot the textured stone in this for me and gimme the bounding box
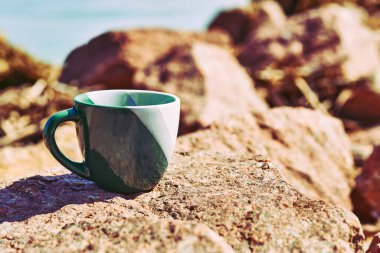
[177,107,355,209]
[353,146,380,221]
[0,215,234,253]
[133,42,268,134]
[0,152,364,252]
[59,29,231,88]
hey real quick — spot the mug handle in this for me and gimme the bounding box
[43,107,91,179]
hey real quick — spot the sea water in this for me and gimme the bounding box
[0,0,247,64]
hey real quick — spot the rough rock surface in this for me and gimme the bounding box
[1,214,234,253]
[353,146,380,221]
[59,29,231,88]
[0,36,51,88]
[367,233,380,253]
[133,42,268,134]
[177,107,355,209]
[0,152,364,252]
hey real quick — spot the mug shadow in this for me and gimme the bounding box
[0,173,144,223]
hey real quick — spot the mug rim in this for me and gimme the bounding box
[74,89,180,109]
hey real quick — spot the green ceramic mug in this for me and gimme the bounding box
[43,90,180,193]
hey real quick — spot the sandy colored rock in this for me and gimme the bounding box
[1,215,234,253]
[354,146,380,222]
[0,36,51,88]
[349,125,380,166]
[350,125,380,147]
[59,29,266,135]
[0,124,81,181]
[59,29,231,89]
[133,42,267,134]
[177,107,355,209]
[0,152,364,252]
[367,233,380,253]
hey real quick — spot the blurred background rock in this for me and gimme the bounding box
[0,0,380,251]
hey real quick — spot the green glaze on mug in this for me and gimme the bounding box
[43,90,180,193]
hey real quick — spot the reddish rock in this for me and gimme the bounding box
[367,233,380,253]
[240,4,379,81]
[238,4,380,110]
[208,8,253,44]
[177,107,355,209]
[337,88,380,124]
[0,152,364,252]
[59,29,231,88]
[133,42,268,134]
[274,0,380,15]
[354,146,380,221]
[208,1,286,44]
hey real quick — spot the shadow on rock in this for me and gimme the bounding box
[0,173,142,223]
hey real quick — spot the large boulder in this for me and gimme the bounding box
[0,152,364,252]
[353,146,380,222]
[0,36,50,88]
[177,107,355,209]
[133,42,268,134]
[59,29,266,135]
[59,29,231,88]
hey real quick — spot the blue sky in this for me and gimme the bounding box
[0,0,247,64]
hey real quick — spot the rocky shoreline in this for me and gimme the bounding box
[1,0,380,252]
